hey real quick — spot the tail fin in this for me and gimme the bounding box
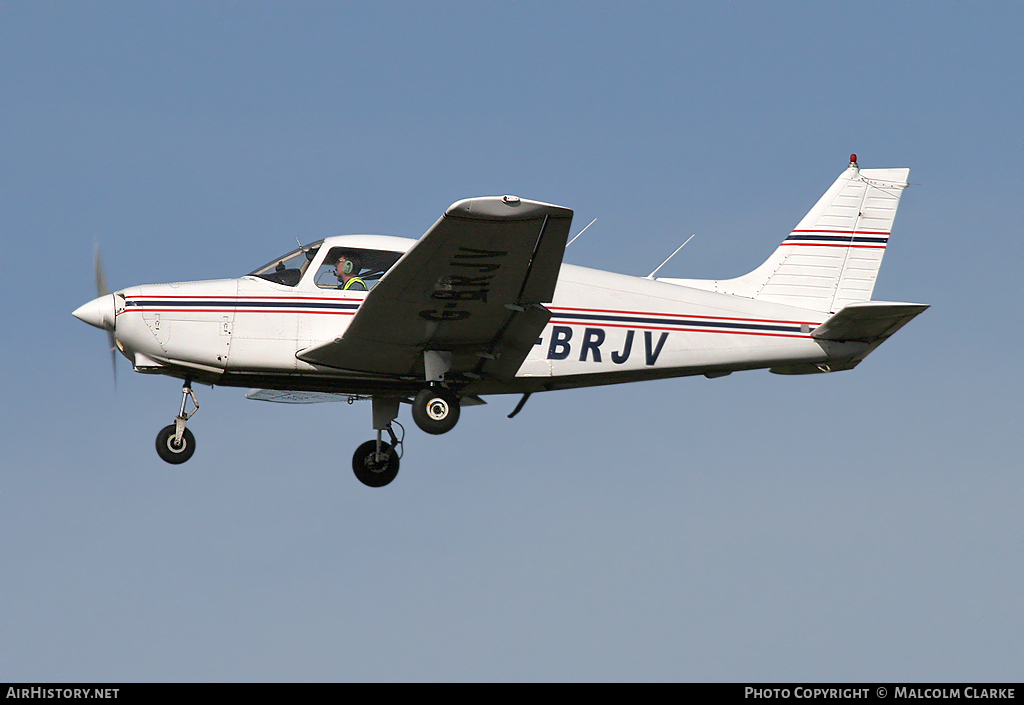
[665,158,910,313]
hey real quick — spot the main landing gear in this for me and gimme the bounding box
[411,386,460,435]
[350,350,465,487]
[350,386,462,487]
[410,351,461,436]
[352,397,404,487]
[352,437,401,487]
[155,379,199,464]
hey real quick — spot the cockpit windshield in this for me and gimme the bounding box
[248,241,323,286]
[314,246,404,291]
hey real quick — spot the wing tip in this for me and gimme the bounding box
[446,196,572,221]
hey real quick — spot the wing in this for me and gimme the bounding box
[297,196,573,380]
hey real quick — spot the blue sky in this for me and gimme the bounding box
[2,2,1021,681]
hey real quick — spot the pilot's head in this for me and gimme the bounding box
[335,254,361,281]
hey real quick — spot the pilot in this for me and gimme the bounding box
[335,254,367,291]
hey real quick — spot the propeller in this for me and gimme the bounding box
[93,242,118,388]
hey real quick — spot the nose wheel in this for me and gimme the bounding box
[156,425,196,464]
[156,380,199,465]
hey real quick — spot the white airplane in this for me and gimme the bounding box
[74,155,927,487]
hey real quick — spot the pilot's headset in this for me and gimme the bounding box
[337,253,360,276]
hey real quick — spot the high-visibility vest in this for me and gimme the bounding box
[342,276,367,291]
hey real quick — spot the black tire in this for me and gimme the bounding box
[352,440,400,487]
[411,387,461,435]
[156,424,196,464]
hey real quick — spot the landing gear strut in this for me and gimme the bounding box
[156,380,199,464]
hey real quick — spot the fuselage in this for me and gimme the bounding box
[71,163,921,481]
[96,234,856,397]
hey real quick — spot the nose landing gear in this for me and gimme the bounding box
[155,380,199,464]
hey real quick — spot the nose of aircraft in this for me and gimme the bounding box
[72,294,117,331]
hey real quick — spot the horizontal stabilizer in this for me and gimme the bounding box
[771,301,927,375]
[812,301,929,342]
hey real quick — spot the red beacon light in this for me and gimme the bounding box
[849,153,858,166]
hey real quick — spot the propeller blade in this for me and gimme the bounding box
[94,241,116,389]
[94,242,110,297]
[107,330,118,389]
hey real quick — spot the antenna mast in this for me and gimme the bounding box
[646,234,695,279]
[565,218,597,248]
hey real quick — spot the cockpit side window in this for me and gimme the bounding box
[249,242,322,286]
[315,247,404,290]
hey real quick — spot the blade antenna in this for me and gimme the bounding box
[565,218,597,248]
[646,234,695,279]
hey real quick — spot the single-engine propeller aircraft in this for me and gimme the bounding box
[74,156,927,486]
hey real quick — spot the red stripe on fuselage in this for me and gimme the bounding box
[548,306,820,327]
[548,319,812,339]
[790,229,890,235]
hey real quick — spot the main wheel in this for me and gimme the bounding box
[352,440,400,487]
[412,387,461,435]
[156,424,196,464]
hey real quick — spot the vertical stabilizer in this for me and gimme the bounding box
[663,158,910,313]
